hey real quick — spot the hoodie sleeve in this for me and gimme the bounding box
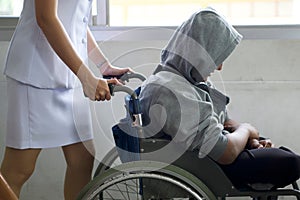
[140,74,228,161]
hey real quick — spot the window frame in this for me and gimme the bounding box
[89,24,300,41]
[0,17,18,41]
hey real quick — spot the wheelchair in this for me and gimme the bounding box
[77,72,300,200]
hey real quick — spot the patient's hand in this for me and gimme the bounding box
[259,138,274,148]
[224,119,240,133]
[247,138,274,149]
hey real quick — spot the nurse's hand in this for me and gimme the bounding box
[84,77,121,101]
[78,66,121,101]
[100,63,133,80]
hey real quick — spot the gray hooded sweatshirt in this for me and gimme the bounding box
[139,7,242,161]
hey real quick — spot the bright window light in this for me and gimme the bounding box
[1,0,300,26]
[109,0,300,26]
[0,0,23,16]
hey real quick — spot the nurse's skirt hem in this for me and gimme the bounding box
[5,136,94,150]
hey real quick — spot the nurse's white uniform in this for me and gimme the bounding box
[4,0,94,149]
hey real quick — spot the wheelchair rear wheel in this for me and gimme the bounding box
[94,147,120,178]
[78,160,217,200]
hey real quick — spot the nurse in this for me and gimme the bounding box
[0,0,131,199]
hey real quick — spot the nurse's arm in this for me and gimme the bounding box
[35,0,85,75]
[35,0,117,101]
[87,27,132,76]
[87,28,108,70]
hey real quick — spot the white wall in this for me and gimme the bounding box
[1,38,300,199]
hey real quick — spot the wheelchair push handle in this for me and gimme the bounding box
[105,71,146,99]
[108,83,142,120]
[106,71,143,118]
[108,83,138,99]
[103,72,146,82]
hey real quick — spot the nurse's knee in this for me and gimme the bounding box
[4,164,35,185]
[63,141,95,172]
[1,147,40,185]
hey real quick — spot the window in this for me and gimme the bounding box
[1,0,299,25]
[105,0,299,26]
[0,0,23,16]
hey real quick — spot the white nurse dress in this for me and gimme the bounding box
[3,0,94,149]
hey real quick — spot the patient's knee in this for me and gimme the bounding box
[279,150,300,182]
[289,154,300,176]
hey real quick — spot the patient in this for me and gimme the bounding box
[139,7,300,189]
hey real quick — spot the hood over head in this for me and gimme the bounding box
[159,7,242,84]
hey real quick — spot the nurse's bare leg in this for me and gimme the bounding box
[0,147,41,197]
[62,140,95,200]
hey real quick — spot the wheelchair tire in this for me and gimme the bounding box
[77,160,217,200]
[94,147,120,178]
